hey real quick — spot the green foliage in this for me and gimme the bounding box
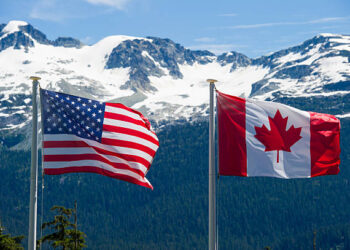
[39,205,86,249]
[0,223,24,250]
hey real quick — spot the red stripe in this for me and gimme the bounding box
[104,112,147,128]
[43,140,152,168]
[103,124,159,146]
[310,112,340,177]
[216,90,247,176]
[101,138,156,157]
[106,102,154,132]
[44,154,145,177]
[44,167,153,190]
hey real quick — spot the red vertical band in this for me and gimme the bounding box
[216,90,247,176]
[310,112,340,177]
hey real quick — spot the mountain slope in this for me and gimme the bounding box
[0,20,349,149]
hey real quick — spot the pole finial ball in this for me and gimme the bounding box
[30,76,41,81]
[206,79,218,84]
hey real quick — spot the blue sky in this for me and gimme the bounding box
[0,0,349,57]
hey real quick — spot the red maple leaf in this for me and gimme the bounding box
[254,110,302,163]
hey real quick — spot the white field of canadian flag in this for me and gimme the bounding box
[216,90,340,178]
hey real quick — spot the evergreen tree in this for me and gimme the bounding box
[38,205,86,249]
[0,221,24,250]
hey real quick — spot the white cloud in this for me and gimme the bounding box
[29,0,130,22]
[83,0,131,10]
[194,37,216,43]
[309,17,350,24]
[219,13,237,17]
[29,0,80,22]
[224,16,350,30]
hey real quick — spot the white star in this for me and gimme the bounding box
[55,94,59,98]
[47,118,51,122]
[66,97,70,100]
[92,113,96,117]
[87,108,91,112]
[46,108,50,112]
[95,137,99,140]
[82,103,86,107]
[58,118,62,122]
[91,122,95,126]
[88,100,92,103]
[78,131,81,135]
[93,104,97,108]
[71,110,75,113]
[60,99,64,103]
[85,126,90,130]
[58,127,62,131]
[96,127,100,131]
[98,109,102,113]
[72,101,75,105]
[82,111,86,115]
[77,98,81,102]
[81,121,85,125]
[76,106,80,110]
[63,123,67,127]
[97,118,101,123]
[53,122,57,127]
[76,115,80,119]
[47,128,51,131]
[86,117,90,121]
[73,125,77,129]
[69,128,72,132]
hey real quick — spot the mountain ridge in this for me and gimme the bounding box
[0,20,349,149]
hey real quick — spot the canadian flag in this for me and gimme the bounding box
[216,90,340,178]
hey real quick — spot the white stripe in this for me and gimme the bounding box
[103,118,158,141]
[43,134,153,162]
[44,160,150,184]
[105,105,144,122]
[245,100,311,178]
[102,131,158,151]
[44,147,148,173]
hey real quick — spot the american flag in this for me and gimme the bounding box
[40,89,159,189]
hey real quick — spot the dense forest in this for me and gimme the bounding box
[0,96,349,249]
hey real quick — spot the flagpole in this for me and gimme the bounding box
[207,79,217,250]
[28,76,41,250]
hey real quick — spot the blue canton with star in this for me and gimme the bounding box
[40,89,105,142]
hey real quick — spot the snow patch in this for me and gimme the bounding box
[2,20,28,34]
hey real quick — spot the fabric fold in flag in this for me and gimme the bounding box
[40,89,159,189]
[216,90,340,178]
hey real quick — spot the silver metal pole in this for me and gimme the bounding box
[28,76,41,250]
[207,79,217,250]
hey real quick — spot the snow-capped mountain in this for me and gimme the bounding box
[0,20,350,149]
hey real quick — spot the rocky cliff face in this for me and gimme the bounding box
[106,37,215,91]
[0,21,83,52]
